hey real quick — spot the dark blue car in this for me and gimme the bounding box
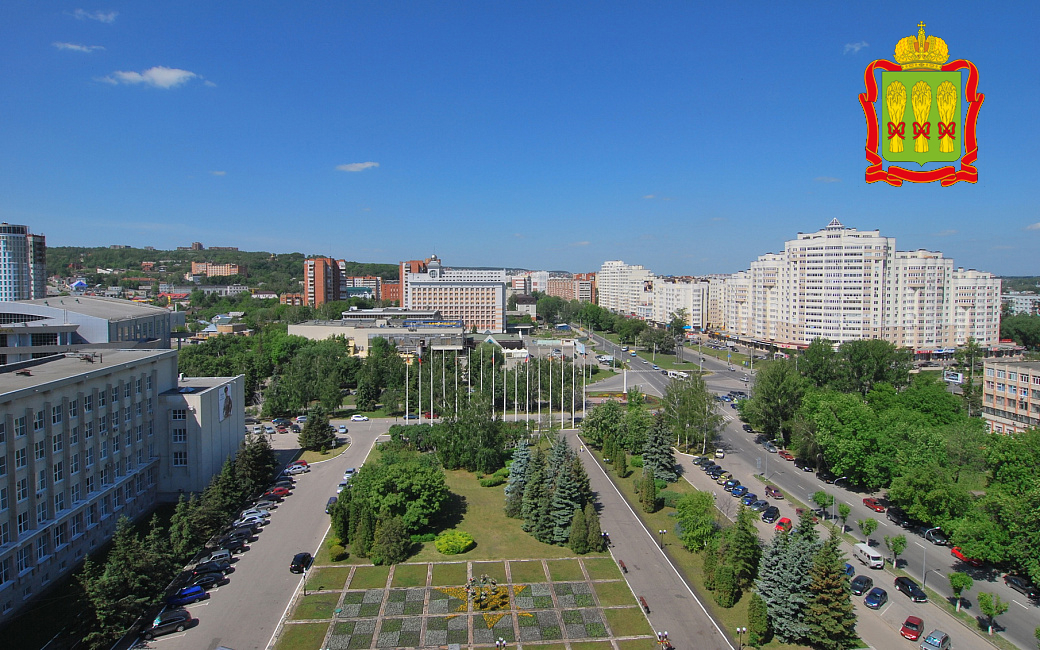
[741,493,758,505]
[165,585,207,606]
[864,587,888,609]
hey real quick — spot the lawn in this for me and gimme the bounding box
[616,639,663,650]
[584,557,623,580]
[274,622,329,650]
[431,561,469,586]
[347,565,390,589]
[509,560,548,583]
[390,562,429,587]
[305,566,352,592]
[604,607,654,637]
[546,558,585,582]
[593,580,637,607]
[299,442,351,464]
[471,560,507,583]
[290,593,341,620]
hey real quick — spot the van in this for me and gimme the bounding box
[853,543,884,569]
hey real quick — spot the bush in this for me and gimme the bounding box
[493,467,510,479]
[659,490,681,509]
[630,455,644,468]
[410,533,437,543]
[479,476,506,487]
[654,479,667,490]
[329,544,349,562]
[714,564,736,608]
[435,530,475,555]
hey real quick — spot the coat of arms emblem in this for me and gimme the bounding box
[860,23,983,186]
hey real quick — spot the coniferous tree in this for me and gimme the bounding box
[806,532,858,650]
[299,405,336,451]
[603,433,615,462]
[371,516,411,565]
[714,563,736,607]
[570,454,593,507]
[748,592,771,646]
[584,502,604,552]
[521,448,547,532]
[642,414,677,481]
[770,523,823,643]
[353,506,375,557]
[703,536,720,590]
[640,467,658,513]
[168,493,200,559]
[755,530,790,641]
[615,449,628,478]
[504,441,530,518]
[550,459,583,544]
[544,435,570,486]
[569,507,590,554]
[721,505,761,590]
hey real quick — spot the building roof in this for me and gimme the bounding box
[19,296,170,321]
[163,376,233,395]
[0,349,176,398]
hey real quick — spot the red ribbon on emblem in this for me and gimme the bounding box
[887,122,905,140]
[938,122,956,140]
[913,122,931,139]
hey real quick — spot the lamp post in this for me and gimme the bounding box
[736,626,747,649]
[658,529,666,549]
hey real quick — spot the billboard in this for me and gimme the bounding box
[575,341,586,356]
[943,371,964,384]
[219,384,233,422]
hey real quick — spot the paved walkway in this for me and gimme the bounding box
[564,429,735,650]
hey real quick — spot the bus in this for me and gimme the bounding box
[667,370,689,380]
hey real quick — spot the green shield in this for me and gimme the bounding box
[880,70,962,165]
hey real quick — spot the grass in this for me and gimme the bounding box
[603,607,654,637]
[617,639,664,650]
[390,562,429,587]
[348,565,390,589]
[290,592,341,620]
[583,557,622,580]
[299,441,351,464]
[546,559,586,581]
[593,580,637,607]
[509,559,548,583]
[472,561,507,583]
[274,622,330,650]
[571,642,615,650]
[431,562,469,586]
[305,566,352,592]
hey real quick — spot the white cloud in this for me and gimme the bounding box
[814,176,842,183]
[100,66,198,89]
[1026,222,1040,231]
[569,241,590,247]
[209,171,226,176]
[203,80,217,87]
[643,194,655,199]
[72,9,118,23]
[844,41,869,55]
[336,162,379,172]
[53,42,105,53]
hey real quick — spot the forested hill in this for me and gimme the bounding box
[47,246,399,294]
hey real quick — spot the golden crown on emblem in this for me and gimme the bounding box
[894,22,949,71]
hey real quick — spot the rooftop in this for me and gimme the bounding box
[0,349,176,398]
[19,296,170,321]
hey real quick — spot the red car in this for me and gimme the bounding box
[778,450,795,461]
[764,485,783,499]
[951,546,983,567]
[862,498,886,513]
[900,615,923,641]
[264,487,290,498]
[422,411,440,419]
[288,460,308,468]
[774,517,792,533]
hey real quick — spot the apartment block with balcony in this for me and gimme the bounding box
[981,360,1040,434]
[403,256,507,333]
[596,261,654,316]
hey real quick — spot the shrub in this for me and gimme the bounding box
[493,467,510,479]
[410,533,437,543]
[435,530,475,555]
[630,455,644,468]
[659,490,681,509]
[479,476,506,487]
[329,544,349,562]
[655,479,667,491]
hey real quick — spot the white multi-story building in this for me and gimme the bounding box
[0,350,243,622]
[404,256,507,333]
[1002,291,1040,316]
[651,278,709,330]
[596,260,655,316]
[0,224,46,302]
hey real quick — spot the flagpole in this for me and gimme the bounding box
[405,357,409,424]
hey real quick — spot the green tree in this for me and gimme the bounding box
[811,491,834,511]
[741,358,807,445]
[299,405,335,451]
[857,518,878,541]
[584,502,604,552]
[640,467,658,513]
[703,536,719,590]
[352,507,375,557]
[800,338,837,388]
[676,491,719,551]
[883,534,907,567]
[977,592,1009,636]
[521,448,547,533]
[838,503,851,533]
[721,505,761,590]
[834,339,913,395]
[662,371,722,453]
[748,591,771,646]
[714,564,736,607]
[948,572,973,612]
[806,532,858,650]
[569,507,590,554]
[642,414,677,482]
[614,449,628,478]
[371,516,411,565]
[504,441,530,518]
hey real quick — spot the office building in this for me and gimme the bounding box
[289,309,465,357]
[981,359,1040,434]
[403,256,508,333]
[0,350,243,623]
[190,262,241,277]
[0,224,47,302]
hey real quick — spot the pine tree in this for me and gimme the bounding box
[168,493,199,559]
[614,449,627,478]
[642,414,677,482]
[748,592,771,646]
[299,405,335,451]
[603,434,615,462]
[521,448,547,532]
[769,525,822,643]
[353,506,375,557]
[714,564,736,607]
[721,505,761,590]
[584,502,604,552]
[544,435,570,486]
[806,532,858,649]
[372,516,411,565]
[703,536,719,590]
[550,459,583,544]
[755,531,790,640]
[569,507,590,554]
[570,454,593,508]
[504,441,530,518]
[640,467,658,513]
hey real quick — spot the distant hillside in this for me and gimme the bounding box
[1000,277,1040,293]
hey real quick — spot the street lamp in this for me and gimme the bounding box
[736,626,747,649]
[658,529,666,549]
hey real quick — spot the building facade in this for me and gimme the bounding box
[650,278,709,330]
[0,224,46,302]
[596,261,654,316]
[981,359,1040,434]
[190,262,241,277]
[1002,291,1040,316]
[403,256,507,333]
[0,350,243,623]
[304,257,340,307]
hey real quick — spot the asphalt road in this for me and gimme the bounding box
[137,419,390,650]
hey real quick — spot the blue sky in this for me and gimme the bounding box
[1,2,1037,276]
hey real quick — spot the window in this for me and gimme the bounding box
[172,451,188,467]
[15,448,26,469]
[136,378,142,394]
[53,491,65,514]
[70,453,79,475]
[33,441,45,461]
[69,400,77,418]
[53,462,63,483]
[172,428,186,443]
[100,441,108,459]
[52,433,63,454]
[171,409,186,421]
[85,447,94,467]
[36,502,47,524]
[123,483,132,502]
[86,504,96,526]
[0,522,8,546]
[135,425,142,442]
[37,469,46,492]
[124,458,132,474]
[101,468,111,486]
[0,456,5,478]
[0,422,5,444]
[134,402,141,418]
[71,513,82,537]
[0,557,10,584]
[54,522,67,547]
[0,488,7,512]
[124,383,131,399]
[35,535,47,561]
[86,475,95,494]
[51,405,62,425]
[100,496,109,517]
[148,399,153,414]
[111,435,119,453]
[17,511,29,534]
[16,479,27,502]
[84,395,92,413]
[113,490,122,509]
[124,406,131,423]
[110,387,118,404]
[33,411,45,432]
[137,449,144,465]
[97,390,105,408]
[69,426,78,446]
[125,431,131,448]
[16,546,32,572]
[99,415,107,434]
[14,417,26,437]
[71,483,80,503]
[135,474,144,493]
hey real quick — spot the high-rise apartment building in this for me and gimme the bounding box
[596,261,654,316]
[303,257,341,307]
[651,278,710,330]
[403,256,507,333]
[190,262,241,277]
[545,273,597,304]
[0,224,47,302]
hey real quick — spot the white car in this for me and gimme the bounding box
[338,425,347,433]
[264,425,275,434]
[234,515,266,528]
[239,508,270,520]
[336,482,349,494]
[285,465,309,475]
[295,415,308,423]
[350,414,369,422]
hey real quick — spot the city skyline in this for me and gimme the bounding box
[2,3,1038,275]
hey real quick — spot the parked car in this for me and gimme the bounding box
[862,497,886,512]
[795,508,819,524]
[403,413,419,419]
[264,487,290,498]
[337,424,348,433]
[817,470,837,483]
[165,585,208,607]
[750,499,770,512]
[793,458,814,472]
[286,465,309,475]
[272,418,290,426]
[723,479,741,492]
[895,576,928,602]
[715,472,733,485]
[701,462,718,472]
[253,499,279,510]
[290,424,301,433]
[192,559,231,575]
[220,537,249,554]
[714,448,725,458]
[290,552,312,574]
[950,546,983,567]
[350,414,369,421]
[919,630,951,650]
[141,609,193,640]
[850,575,873,596]
[239,508,271,520]
[234,515,266,528]
[740,492,757,505]
[742,424,754,433]
[731,486,749,498]
[764,485,783,499]
[219,529,253,546]
[763,442,778,453]
[887,505,911,527]
[325,496,338,514]
[288,460,309,468]
[775,517,793,533]
[295,415,308,423]
[188,571,228,589]
[900,616,924,641]
[343,467,357,478]
[1003,574,1039,599]
[422,411,440,419]
[761,506,781,523]
[863,586,888,609]
[692,456,710,466]
[923,528,949,546]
